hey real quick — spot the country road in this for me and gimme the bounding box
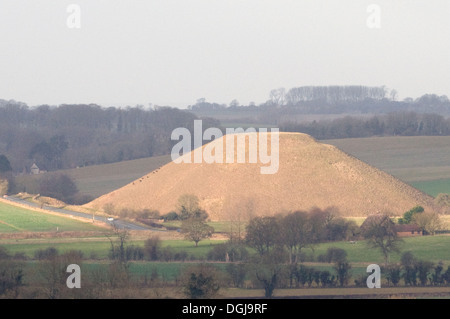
[2,195,151,231]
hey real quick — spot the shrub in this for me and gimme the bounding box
[319,270,335,287]
[385,264,401,286]
[162,211,179,221]
[295,265,313,288]
[174,250,188,262]
[125,245,145,261]
[34,247,59,260]
[318,247,348,263]
[38,173,78,203]
[334,261,351,287]
[181,264,220,299]
[0,247,10,260]
[225,263,248,288]
[144,236,161,261]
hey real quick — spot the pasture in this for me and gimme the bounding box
[323,136,450,196]
[0,201,104,233]
[2,232,450,265]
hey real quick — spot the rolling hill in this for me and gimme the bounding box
[86,132,437,220]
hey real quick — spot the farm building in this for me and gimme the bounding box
[395,224,422,237]
[360,214,422,237]
[360,214,395,233]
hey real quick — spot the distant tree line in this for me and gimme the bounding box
[0,100,219,173]
[189,86,450,125]
[280,111,450,139]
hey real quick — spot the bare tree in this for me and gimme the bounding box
[181,219,214,247]
[413,211,442,235]
[278,211,312,264]
[362,214,403,266]
[245,216,280,256]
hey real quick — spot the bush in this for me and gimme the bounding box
[174,250,188,262]
[144,236,161,261]
[125,245,145,261]
[38,173,78,203]
[34,247,59,260]
[181,264,221,299]
[385,264,401,286]
[296,265,314,288]
[66,194,94,205]
[226,263,247,288]
[136,209,160,219]
[334,261,351,287]
[0,247,10,260]
[319,270,335,287]
[318,247,348,263]
[162,211,179,221]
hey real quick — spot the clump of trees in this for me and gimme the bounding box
[397,206,443,235]
[281,111,450,139]
[245,208,358,264]
[398,206,424,224]
[243,208,356,297]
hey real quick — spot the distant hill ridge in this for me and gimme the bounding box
[86,132,437,220]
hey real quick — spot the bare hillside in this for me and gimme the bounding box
[86,133,437,220]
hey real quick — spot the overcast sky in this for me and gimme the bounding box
[1,0,450,108]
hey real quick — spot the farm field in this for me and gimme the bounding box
[2,233,450,265]
[0,201,104,233]
[15,155,172,199]
[323,136,450,196]
[411,179,450,197]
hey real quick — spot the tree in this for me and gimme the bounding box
[278,211,312,264]
[0,155,12,173]
[182,264,220,299]
[106,224,130,266]
[37,173,79,203]
[177,194,208,221]
[401,251,417,286]
[0,248,24,298]
[144,235,161,261]
[245,216,280,255]
[0,155,13,196]
[334,260,351,287]
[398,206,424,224]
[362,214,402,266]
[435,193,450,207]
[385,264,401,287]
[251,250,285,298]
[412,211,442,235]
[181,219,214,247]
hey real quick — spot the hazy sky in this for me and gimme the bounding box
[1,1,450,108]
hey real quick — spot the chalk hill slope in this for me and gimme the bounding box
[86,133,436,220]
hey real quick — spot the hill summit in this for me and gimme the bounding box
[86,132,436,220]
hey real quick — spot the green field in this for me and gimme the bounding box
[323,136,450,196]
[2,234,450,265]
[411,179,450,197]
[0,201,104,233]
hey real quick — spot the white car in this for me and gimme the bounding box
[107,217,114,222]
